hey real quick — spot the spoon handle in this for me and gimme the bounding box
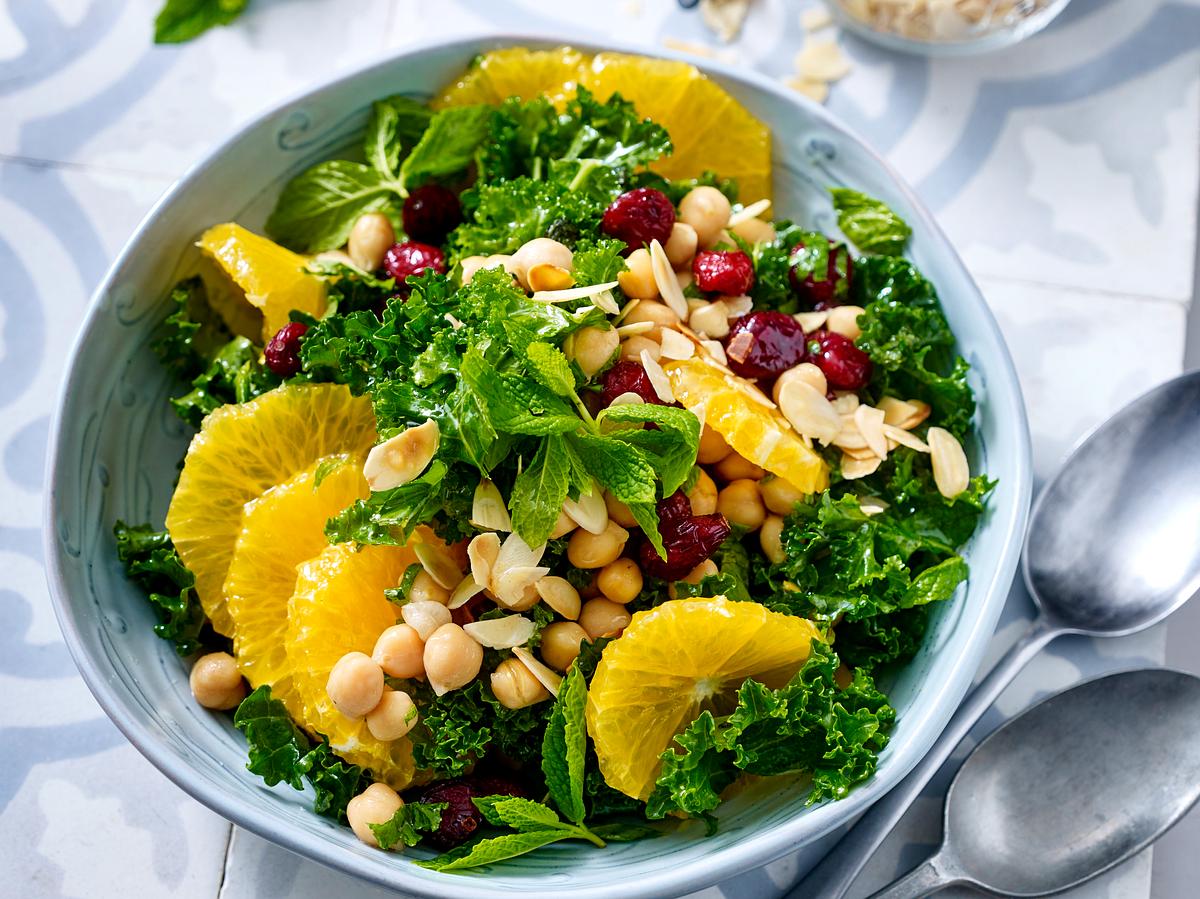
[782,615,1059,899]
[864,853,961,899]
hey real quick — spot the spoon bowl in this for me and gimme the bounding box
[1024,372,1200,635]
[872,669,1200,897]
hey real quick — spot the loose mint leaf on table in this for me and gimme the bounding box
[113,522,207,656]
[399,105,493,192]
[509,435,571,548]
[154,0,249,44]
[369,801,446,850]
[417,830,573,872]
[266,161,398,254]
[233,685,309,790]
[541,667,589,824]
[830,188,912,256]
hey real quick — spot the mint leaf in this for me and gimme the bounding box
[400,105,493,192]
[541,667,588,824]
[417,830,571,872]
[365,95,432,181]
[481,796,566,832]
[232,686,309,789]
[830,189,911,256]
[567,433,656,506]
[154,0,248,43]
[460,347,580,436]
[599,404,700,495]
[369,801,446,850]
[524,342,577,398]
[113,521,207,656]
[266,161,397,253]
[510,435,570,547]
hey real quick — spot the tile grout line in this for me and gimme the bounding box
[214,823,236,899]
[972,272,1195,310]
[0,152,178,183]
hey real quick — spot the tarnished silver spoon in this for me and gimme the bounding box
[789,370,1200,898]
[869,668,1200,897]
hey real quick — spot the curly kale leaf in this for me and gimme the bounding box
[113,521,207,656]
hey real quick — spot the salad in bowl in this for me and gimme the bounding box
[111,47,991,873]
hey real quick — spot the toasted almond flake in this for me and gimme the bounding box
[401,601,452,641]
[722,294,754,318]
[463,615,536,650]
[414,542,463,590]
[884,424,930,453]
[928,427,970,498]
[784,76,830,104]
[494,566,551,609]
[363,420,439,491]
[801,7,833,30]
[563,481,609,535]
[893,398,932,430]
[859,496,890,517]
[726,329,754,363]
[878,396,920,427]
[531,280,620,304]
[842,444,879,461]
[659,328,696,360]
[494,532,546,573]
[616,320,655,338]
[700,0,751,43]
[512,646,564,697]
[841,453,881,480]
[796,40,852,81]
[640,350,676,403]
[614,297,642,324]
[591,289,621,315]
[536,576,582,620]
[661,36,718,58]
[833,421,869,452]
[795,310,829,332]
[854,405,889,460]
[727,199,772,227]
[448,575,486,610]
[701,339,729,366]
[830,393,861,415]
[649,239,689,319]
[606,391,646,408]
[467,532,500,587]
[444,313,465,330]
[778,379,841,445]
[471,478,512,531]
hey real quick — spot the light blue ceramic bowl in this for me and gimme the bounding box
[44,33,1031,899]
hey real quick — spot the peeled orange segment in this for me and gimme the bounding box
[287,543,420,788]
[432,47,771,204]
[165,383,376,636]
[665,357,829,494]
[587,597,822,800]
[224,455,369,715]
[198,222,327,344]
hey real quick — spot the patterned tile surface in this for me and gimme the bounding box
[2,1,1197,897]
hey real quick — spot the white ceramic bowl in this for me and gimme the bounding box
[45,33,1031,899]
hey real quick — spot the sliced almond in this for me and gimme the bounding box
[467,532,501,588]
[884,424,930,453]
[527,263,574,293]
[363,420,439,491]
[659,328,696,360]
[616,320,655,338]
[701,339,729,366]
[854,405,889,460]
[928,427,970,498]
[414,542,463,591]
[614,297,641,325]
[722,294,754,318]
[795,310,829,332]
[531,280,619,304]
[785,76,830,105]
[591,289,621,315]
[801,6,833,30]
[726,329,754,364]
[448,575,486,610]
[842,444,879,461]
[608,391,647,407]
[649,239,689,320]
[563,482,609,535]
[401,601,452,641]
[900,399,932,430]
[859,495,890,517]
[878,396,920,427]
[833,421,869,452]
[727,199,772,227]
[841,453,881,480]
[830,393,861,415]
[512,646,563,698]
[463,615,536,650]
[471,479,512,532]
[796,40,852,81]
[535,576,582,620]
[689,301,731,339]
[494,566,551,610]
[640,350,676,403]
[494,532,546,573]
[778,378,841,445]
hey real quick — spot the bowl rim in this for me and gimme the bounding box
[43,30,1032,898]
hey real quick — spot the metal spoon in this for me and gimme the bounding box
[869,668,1200,897]
[788,370,1200,898]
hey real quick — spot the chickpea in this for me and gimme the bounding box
[618,248,659,300]
[676,270,694,293]
[366,689,419,741]
[490,658,551,709]
[579,598,632,640]
[459,255,487,283]
[761,475,807,515]
[604,491,638,528]
[581,572,602,599]
[731,215,776,245]
[567,520,629,569]
[409,569,451,604]
[669,559,718,598]
[472,254,520,283]
[773,362,827,404]
[620,335,661,362]
[423,623,483,695]
[664,222,698,269]
[347,213,395,272]
[550,509,579,540]
[622,300,679,339]
[688,468,719,515]
[679,186,732,248]
[714,451,765,482]
[597,558,644,604]
[189,651,246,710]
[760,514,786,564]
[697,426,732,464]
[826,305,865,341]
[372,624,425,679]
[347,783,403,848]
[327,651,385,719]
[512,238,573,290]
[718,479,767,530]
[570,326,620,377]
[689,301,730,339]
[540,621,591,672]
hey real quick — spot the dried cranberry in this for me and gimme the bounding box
[417,775,526,849]
[639,490,731,580]
[602,360,666,406]
[383,241,447,283]
[789,240,852,308]
[263,321,307,377]
[723,311,807,380]
[402,185,461,245]
[656,489,693,526]
[692,250,755,295]
[601,187,675,250]
[809,330,873,391]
